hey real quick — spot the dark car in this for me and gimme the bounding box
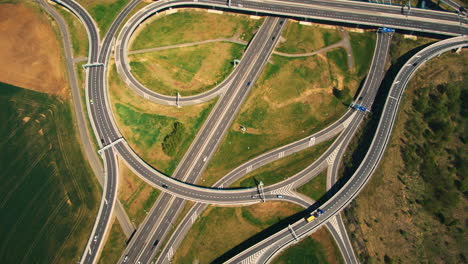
[101,139,105,144]
[247,81,251,86]
[152,240,159,249]
[162,184,168,189]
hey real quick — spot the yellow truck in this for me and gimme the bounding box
[306,215,316,222]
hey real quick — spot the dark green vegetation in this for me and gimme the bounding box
[115,101,215,175]
[162,122,186,157]
[297,171,327,201]
[0,82,100,263]
[271,236,330,264]
[232,138,335,188]
[342,50,467,263]
[401,80,466,223]
[349,32,376,76]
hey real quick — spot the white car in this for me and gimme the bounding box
[93,235,98,242]
[203,156,207,162]
[277,195,283,198]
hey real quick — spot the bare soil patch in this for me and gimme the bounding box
[0,3,67,97]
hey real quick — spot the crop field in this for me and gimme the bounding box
[229,137,335,188]
[108,61,216,175]
[131,8,264,50]
[172,202,302,263]
[76,0,129,37]
[272,228,343,264]
[129,42,245,96]
[0,82,100,263]
[276,21,342,54]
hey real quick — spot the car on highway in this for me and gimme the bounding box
[162,184,168,189]
[247,81,251,86]
[152,239,159,249]
[203,156,207,162]
[277,195,283,198]
[90,99,93,105]
[251,195,257,199]
[123,255,128,262]
[93,235,98,242]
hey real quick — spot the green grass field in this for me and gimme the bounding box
[77,0,129,38]
[54,5,88,58]
[129,42,245,96]
[108,62,216,175]
[231,138,334,188]
[0,82,100,263]
[172,202,302,263]
[276,21,342,54]
[98,221,126,264]
[349,31,377,76]
[202,53,353,185]
[131,9,263,50]
[271,229,344,264]
[297,171,327,201]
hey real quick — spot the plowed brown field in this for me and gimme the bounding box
[0,3,67,97]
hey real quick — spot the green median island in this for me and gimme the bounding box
[108,62,216,176]
[130,8,264,50]
[0,82,100,263]
[271,228,344,264]
[129,42,245,96]
[98,221,127,264]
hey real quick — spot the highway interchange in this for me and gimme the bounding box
[48,0,467,263]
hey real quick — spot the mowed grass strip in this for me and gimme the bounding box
[272,228,344,264]
[0,83,100,263]
[129,42,245,96]
[98,220,127,264]
[118,160,160,226]
[276,21,342,54]
[230,138,335,188]
[297,171,327,201]
[108,61,216,175]
[131,9,264,50]
[172,202,302,263]
[77,0,129,38]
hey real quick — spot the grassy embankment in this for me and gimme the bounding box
[77,0,129,38]
[341,38,467,263]
[172,202,303,263]
[130,9,264,50]
[297,171,328,201]
[231,138,335,188]
[201,30,376,186]
[276,21,342,54]
[0,82,101,263]
[98,220,127,264]
[118,161,160,226]
[108,61,216,175]
[53,4,89,58]
[272,228,344,264]
[129,42,245,96]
